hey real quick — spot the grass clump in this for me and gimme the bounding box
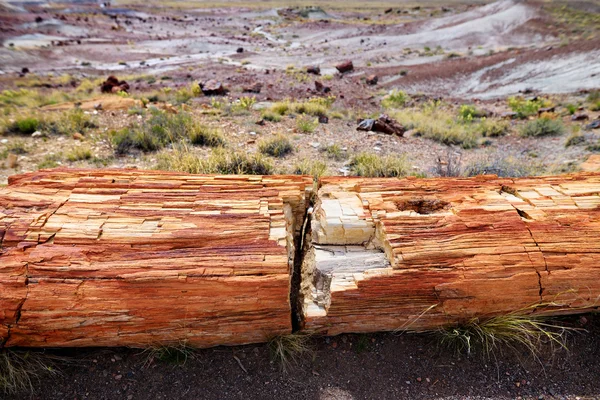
[141,342,196,367]
[588,91,600,111]
[189,125,225,147]
[6,140,28,155]
[520,118,566,138]
[261,110,282,122]
[66,146,92,162]
[258,135,293,157]
[321,143,346,160]
[475,119,510,137]
[464,155,541,177]
[296,116,318,133]
[349,152,415,177]
[565,130,585,147]
[292,159,328,180]
[393,107,479,149]
[381,89,408,109]
[268,333,312,372]
[0,350,61,395]
[5,116,39,135]
[508,96,552,119]
[157,147,273,175]
[37,154,62,169]
[112,110,193,154]
[437,304,578,359]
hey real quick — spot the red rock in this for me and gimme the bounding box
[335,60,354,73]
[243,82,262,94]
[200,80,227,96]
[306,66,321,75]
[366,74,378,85]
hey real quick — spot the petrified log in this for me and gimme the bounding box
[302,174,600,335]
[0,169,312,348]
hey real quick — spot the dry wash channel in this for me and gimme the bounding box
[1,169,600,348]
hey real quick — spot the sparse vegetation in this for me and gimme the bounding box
[296,116,318,133]
[381,89,408,109]
[437,304,578,359]
[261,111,282,122]
[189,125,225,147]
[565,130,585,147]
[508,97,553,119]
[258,135,293,157]
[349,152,416,178]
[66,146,93,162]
[475,119,510,137]
[464,155,541,177]
[292,159,328,179]
[157,147,273,175]
[520,118,566,138]
[321,144,346,161]
[37,154,63,169]
[141,343,196,367]
[393,106,480,149]
[268,333,312,372]
[0,350,61,395]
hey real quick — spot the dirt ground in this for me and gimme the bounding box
[9,314,600,400]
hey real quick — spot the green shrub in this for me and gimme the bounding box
[565,104,578,115]
[5,116,39,135]
[189,125,225,147]
[111,110,194,154]
[296,116,318,133]
[475,119,510,137]
[381,89,408,109]
[258,135,293,157]
[349,152,416,177]
[508,97,552,119]
[520,118,566,137]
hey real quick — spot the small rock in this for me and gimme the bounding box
[335,60,354,73]
[331,341,338,349]
[366,75,378,85]
[318,115,329,124]
[571,113,589,121]
[306,66,321,75]
[236,47,244,53]
[200,80,227,96]
[243,82,262,94]
[314,80,331,93]
[31,131,43,138]
[416,377,422,382]
[1,139,8,144]
[114,355,122,361]
[6,153,18,168]
[73,132,84,141]
[21,67,30,75]
[585,120,600,130]
[537,107,555,115]
[249,131,257,136]
[309,142,320,148]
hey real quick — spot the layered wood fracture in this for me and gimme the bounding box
[1,169,600,348]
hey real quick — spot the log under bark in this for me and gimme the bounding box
[1,169,600,348]
[302,175,600,335]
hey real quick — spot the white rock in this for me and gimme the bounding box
[310,142,320,148]
[31,131,43,138]
[1,139,8,144]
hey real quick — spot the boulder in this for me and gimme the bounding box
[572,113,589,121]
[100,76,130,94]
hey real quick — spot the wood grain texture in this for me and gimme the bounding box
[1,169,312,347]
[302,174,600,335]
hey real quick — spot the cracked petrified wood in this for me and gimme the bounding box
[302,174,600,335]
[0,169,312,347]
